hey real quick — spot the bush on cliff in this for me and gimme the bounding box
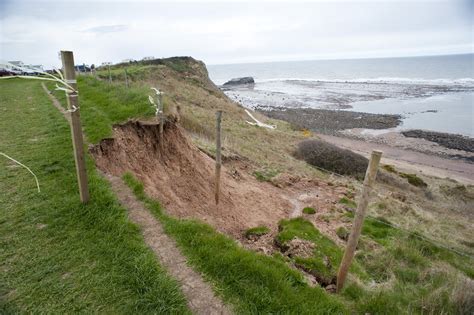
[295,139,369,179]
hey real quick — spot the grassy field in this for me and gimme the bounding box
[2,58,473,314]
[0,79,189,313]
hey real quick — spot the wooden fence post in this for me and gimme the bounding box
[124,68,129,88]
[158,91,164,150]
[215,110,222,205]
[336,150,382,293]
[60,50,90,203]
[108,64,112,83]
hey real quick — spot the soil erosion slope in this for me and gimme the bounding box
[91,120,295,236]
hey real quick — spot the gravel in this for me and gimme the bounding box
[402,130,474,153]
[260,107,401,134]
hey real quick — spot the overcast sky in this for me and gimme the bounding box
[1,0,472,68]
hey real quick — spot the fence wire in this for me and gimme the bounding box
[310,163,474,260]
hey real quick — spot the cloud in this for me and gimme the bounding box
[0,1,472,68]
[83,24,128,34]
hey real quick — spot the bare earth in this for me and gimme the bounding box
[90,120,348,239]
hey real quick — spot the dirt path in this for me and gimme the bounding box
[318,134,474,185]
[105,173,231,315]
[42,83,71,122]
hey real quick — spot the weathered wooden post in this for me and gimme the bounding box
[124,68,129,88]
[215,110,222,205]
[158,91,164,150]
[60,50,90,203]
[108,64,112,83]
[336,150,382,293]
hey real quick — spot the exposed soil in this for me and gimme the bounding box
[90,119,347,239]
[284,238,316,258]
[260,107,401,134]
[105,173,230,315]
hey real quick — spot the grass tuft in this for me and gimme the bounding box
[302,207,316,214]
[339,197,357,209]
[244,226,270,238]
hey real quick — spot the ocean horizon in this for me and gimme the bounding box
[208,54,474,137]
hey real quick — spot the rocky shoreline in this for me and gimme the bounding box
[402,130,474,153]
[259,106,474,163]
[260,107,402,134]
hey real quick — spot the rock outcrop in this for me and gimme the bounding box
[223,77,255,86]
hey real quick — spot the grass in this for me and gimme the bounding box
[399,173,427,188]
[244,226,270,238]
[252,169,279,182]
[123,173,347,314]
[275,218,366,284]
[380,163,427,188]
[336,226,349,240]
[302,207,316,214]
[48,76,154,143]
[339,197,357,209]
[382,164,397,173]
[0,79,190,313]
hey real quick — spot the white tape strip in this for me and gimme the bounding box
[65,79,77,84]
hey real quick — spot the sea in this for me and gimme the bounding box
[208,54,474,137]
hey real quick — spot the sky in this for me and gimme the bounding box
[0,0,473,68]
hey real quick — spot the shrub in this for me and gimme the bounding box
[294,139,368,178]
[302,207,316,214]
[383,164,397,173]
[399,173,427,187]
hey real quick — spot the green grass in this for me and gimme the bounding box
[339,197,357,209]
[48,76,154,143]
[362,217,398,246]
[302,207,316,214]
[244,226,270,238]
[276,218,366,284]
[0,79,190,313]
[336,226,349,240]
[252,169,279,182]
[123,173,347,314]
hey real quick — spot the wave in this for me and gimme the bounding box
[256,77,474,86]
